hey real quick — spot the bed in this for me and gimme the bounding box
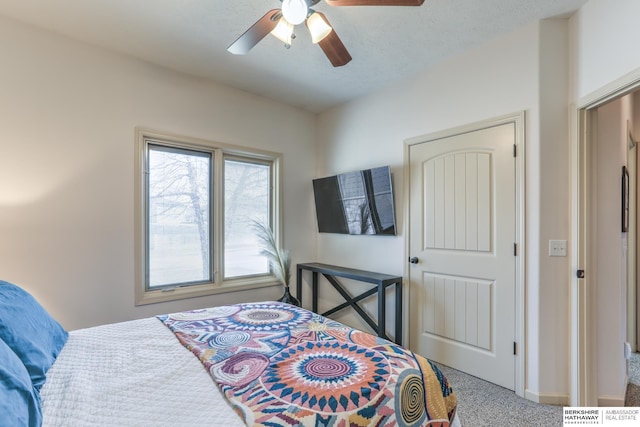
[0,281,459,426]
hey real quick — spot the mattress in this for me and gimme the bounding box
[41,317,245,427]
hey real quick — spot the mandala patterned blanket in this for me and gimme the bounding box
[158,302,457,427]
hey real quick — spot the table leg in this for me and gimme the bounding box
[296,267,302,308]
[312,272,318,313]
[395,280,402,345]
[378,282,385,340]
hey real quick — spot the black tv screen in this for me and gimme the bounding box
[312,166,396,235]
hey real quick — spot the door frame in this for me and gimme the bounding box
[570,68,640,406]
[403,111,526,398]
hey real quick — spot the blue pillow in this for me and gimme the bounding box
[0,337,43,427]
[0,281,68,391]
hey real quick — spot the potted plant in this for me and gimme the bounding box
[251,219,300,306]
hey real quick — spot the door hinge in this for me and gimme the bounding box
[514,243,517,256]
[513,144,517,157]
[514,342,517,355]
[577,269,585,279]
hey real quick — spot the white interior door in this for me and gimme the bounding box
[408,122,516,389]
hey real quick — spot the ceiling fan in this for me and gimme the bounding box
[227,0,425,67]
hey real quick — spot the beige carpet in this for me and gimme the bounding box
[626,352,640,406]
[438,353,640,427]
[437,352,640,426]
[435,363,563,427]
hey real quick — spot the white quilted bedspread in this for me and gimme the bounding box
[41,317,246,427]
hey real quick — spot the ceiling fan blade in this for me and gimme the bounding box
[227,9,281,55]
[326,0,424,5]
[312,13,352,67]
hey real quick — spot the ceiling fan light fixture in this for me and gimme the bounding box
[281,0,308,25]
[306,12,333,44]
[271,17,295,47]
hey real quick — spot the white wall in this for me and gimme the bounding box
[536,19,571,399]
[570,0,640,101]
[316,20,573,400]
[0,15,317,330]
[317,21,539,282]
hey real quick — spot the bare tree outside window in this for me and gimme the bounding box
[147,145,211,288]
[224,159,270,278]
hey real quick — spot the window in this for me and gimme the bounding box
[224,158,271,278]
[147,145,212,288]
[135,129,282,305]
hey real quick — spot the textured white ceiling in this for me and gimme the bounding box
[0,0,589,112]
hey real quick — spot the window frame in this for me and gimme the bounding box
[134,128,283,306]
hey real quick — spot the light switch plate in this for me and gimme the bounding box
[549,240,567,257]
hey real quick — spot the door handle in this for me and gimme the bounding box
[409,257,419,264]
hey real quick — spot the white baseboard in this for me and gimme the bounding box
[525,373,628,407]
[597,374,628,407]
[525,390,570,406]
[598,396,626,406]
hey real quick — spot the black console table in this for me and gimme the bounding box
[296,262,403,344]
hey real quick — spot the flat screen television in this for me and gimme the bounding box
[312,166,397,235]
